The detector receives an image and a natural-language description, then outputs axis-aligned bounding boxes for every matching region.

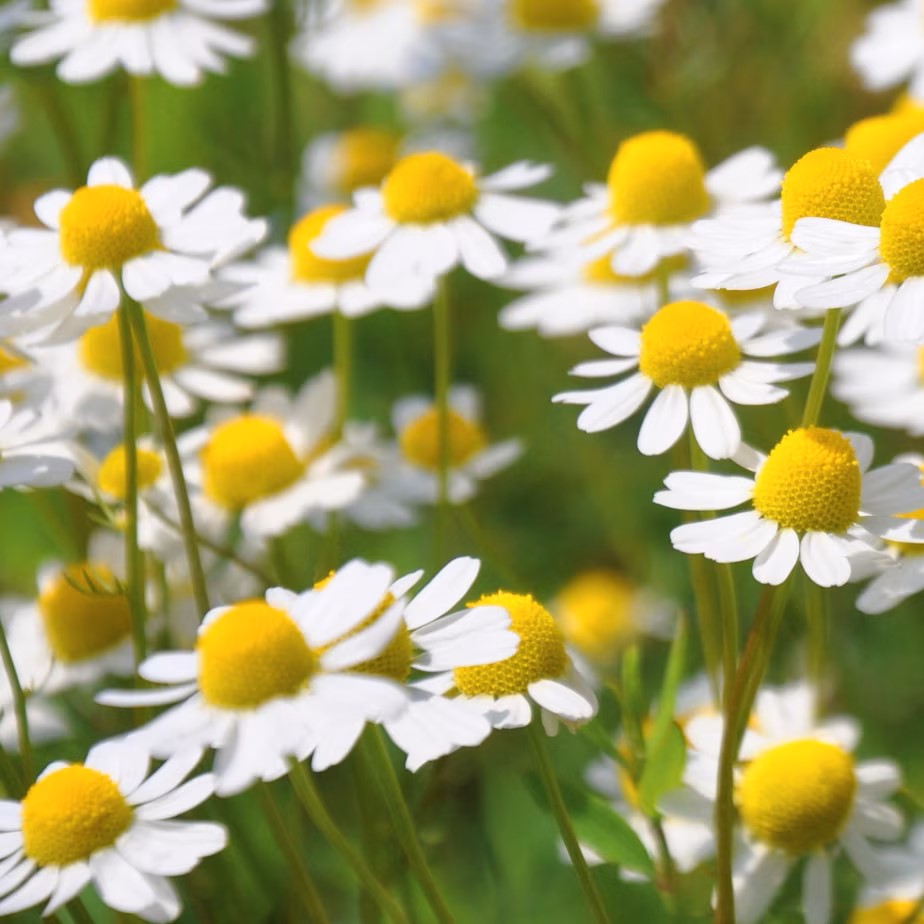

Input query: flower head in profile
[0,740,225,921]
[311,152,560,288]
[0,157,265,343]
[12,0,267,86]
[301,127,401,205]
[554,301,818,460]
[655,429,924,586]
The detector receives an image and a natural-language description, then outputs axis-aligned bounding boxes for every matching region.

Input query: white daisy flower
[0,157,266,344]
[691,145,892,318]
[311,152,560,287]
[391,384,522,505]
[848,822,924,923]
[851,0,924,98]
[0,342,53,412]
[218,204,432,329]
[0,398,74,490]
[542,132,780,279]
[11,0,267,87]
[498,250,692,337]
[553,301,818,460]
[654,427,924,587]
[295,556,520,772]
[0,740,225,921]
[178,370,365,540]
[98,560,422,795]
[421,589,598,736]
[681,682,904,924]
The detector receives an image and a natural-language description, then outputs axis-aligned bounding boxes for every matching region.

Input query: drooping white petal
[637,385,688,456]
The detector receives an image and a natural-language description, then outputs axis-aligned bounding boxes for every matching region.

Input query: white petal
[802,854,832,924]
[689,386,741,460]
[655,472,755,511]
[637,385,688,456]
[403,557,480,630]
[800,532,852,587]
[752,528,800,585]
[884,276,924,342]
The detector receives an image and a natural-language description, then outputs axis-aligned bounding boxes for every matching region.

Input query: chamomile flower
[683,683,904,924]
[0,341,52,411]
[655,428,924,587]
[848,823,924,923]
[0,157,266,343]
[295,556,519,772]
[392,385,522,505]
[37,312,283,430]
[542,132,781,278]
[851,0,924,99]
[301,127,401,205]
[179,371,365,540]
[311,152,560,287]
[0,740,225,921]
[554,301,818,460]
[98,561,418,795]
[498,252,691,337]
[0,398,73,489]
[11,0,267,86]
[219,205,432,329]
[422,590,598,735]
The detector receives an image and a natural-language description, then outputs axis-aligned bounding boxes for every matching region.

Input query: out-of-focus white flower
[0,398,73,489]
[851,0,924,99]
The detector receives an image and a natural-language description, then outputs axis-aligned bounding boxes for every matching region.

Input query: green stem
[713,582,791,924]
[650,818,679,913]
[259,784,331,923]
[0,740,22,797]
[0,616,31,788]
[66,897,95,924]
[527,723,611,924]
[801,308,842,427]
[433,277,452,558]
[362,728,456,924]
[128,75,146,180]
[268,0,296,221]
[117,304,147,667]
[804,577,827,692]
[333,311,352,440]
[287,761,410,924]
[126,299,210,617]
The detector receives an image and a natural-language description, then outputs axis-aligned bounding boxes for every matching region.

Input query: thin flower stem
[649,818,679,914]
[117,304,147,668]
[527,722,611,924]
[804,577,828,692]
[287,760,410,924]
[0,740,23,797]
[801,307,842,427]
[259,784,331,923]
[128,75,146,180]
[333,311,352,440]
[0,616,32,788]
[433,276,452,558]
[361,728,456,924]
[713,582,791,924]
[125,298,210,617]
[66,897,95,924]
[268,0,296,223]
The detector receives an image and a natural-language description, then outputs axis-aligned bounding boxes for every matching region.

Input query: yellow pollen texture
[88,0,176,21]
[197,601,317,709]
[638,300,741,388]
[554,570,638,664]
[453,592,566,697]
[844,113,924,174]
[289,206,372,284]
[39,564,132,663]
[79,310,186,380]
[22,765,132,867]
[97,444,163,499]
[201,415,304,510]
[737,739,856,854]
[510,0,599,31]
[59,185,159,270]
[780,147,885,240]
[879,179,924,282]
[752,428,861,534]
[399,407,487,470]
[335,128,399,193]
[607,131,710,226]
[382,152,477,224]
[848,900,924,924]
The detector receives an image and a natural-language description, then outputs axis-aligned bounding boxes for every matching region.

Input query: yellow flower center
[289,206,372,284]
[333,129,399,193]
[59,185,160,270]
[607,131,710,227]
[848,900,924,924]
[752,428,861,534]
[879,178,924,283]
[844,112,924,175]
[382,152,478,224]
[87,0,176,22]
[737,739,856,854]
[38,564,132,664]
[97,444,163,499]
[78,310,186,380]
[200,415,304,510]
[509,0,599,31]
[554,570,638,665]
[780,147,885,240]
[453,592,566,697]
[0,343,27,376]
[197,601,317,709]
[638,300,741,388]
[398,407,487,470]
[22,765,132,867]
